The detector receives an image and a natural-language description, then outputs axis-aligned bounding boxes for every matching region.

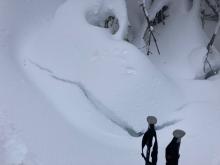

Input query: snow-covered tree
[126,0,220,79]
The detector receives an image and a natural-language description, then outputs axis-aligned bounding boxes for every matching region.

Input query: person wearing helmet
[165,129,186,165]
[141,116,158,165]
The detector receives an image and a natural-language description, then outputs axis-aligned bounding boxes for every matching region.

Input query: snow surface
[0,0,220,164]
[18,0,183,132]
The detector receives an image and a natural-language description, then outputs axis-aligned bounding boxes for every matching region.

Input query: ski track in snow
[51,75,144,137]
[28,59,54,74]
[29,60,142,137]
[29,60,179,137]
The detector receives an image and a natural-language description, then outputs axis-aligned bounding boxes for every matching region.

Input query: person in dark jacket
[141,116,158,165]
[165,129,185,165]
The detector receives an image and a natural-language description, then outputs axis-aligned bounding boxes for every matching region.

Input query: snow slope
[18,0,184,133]
[1,1,142,164]
[0,0,220,164]
[127,0,220,164]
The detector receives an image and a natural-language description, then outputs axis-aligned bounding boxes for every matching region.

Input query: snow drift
[2,0,220,164]
[18,0,184,134]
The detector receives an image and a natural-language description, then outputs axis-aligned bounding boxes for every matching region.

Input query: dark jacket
[142,126,158,165]
[142,127,156,151]
[165,137,180,165]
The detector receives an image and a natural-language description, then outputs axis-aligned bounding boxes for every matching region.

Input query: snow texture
[0,0,220,164]
[19,0,184,132]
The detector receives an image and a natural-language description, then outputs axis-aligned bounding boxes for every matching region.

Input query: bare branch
[140,0,160,55]
[204,11,220,74]
[205,0,219,17]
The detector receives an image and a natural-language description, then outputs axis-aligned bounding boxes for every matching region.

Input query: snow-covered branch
[148,0,171,20]
[205,0,219,16]
[140,0,162,55]
[141,0,170,21]
[204,16,220,75]
[201,0,220,75]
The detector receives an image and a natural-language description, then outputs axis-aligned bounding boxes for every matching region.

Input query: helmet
[147,116,157,125]
[173,129,186,138]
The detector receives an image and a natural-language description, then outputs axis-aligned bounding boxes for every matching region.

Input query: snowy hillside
[0,0,220,165]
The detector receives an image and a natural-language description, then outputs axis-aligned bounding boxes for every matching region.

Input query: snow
[0,0,220,164]
[18,0,184,133]
[0,111,28,165]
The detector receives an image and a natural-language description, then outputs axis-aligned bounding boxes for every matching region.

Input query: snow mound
[19,0,184,135]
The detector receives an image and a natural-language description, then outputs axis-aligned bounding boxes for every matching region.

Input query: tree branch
[204,11,220,74]
[140,0,160,55]
[205,0,219,17]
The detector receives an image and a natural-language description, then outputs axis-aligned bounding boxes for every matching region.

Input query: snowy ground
[1,0,220,164]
